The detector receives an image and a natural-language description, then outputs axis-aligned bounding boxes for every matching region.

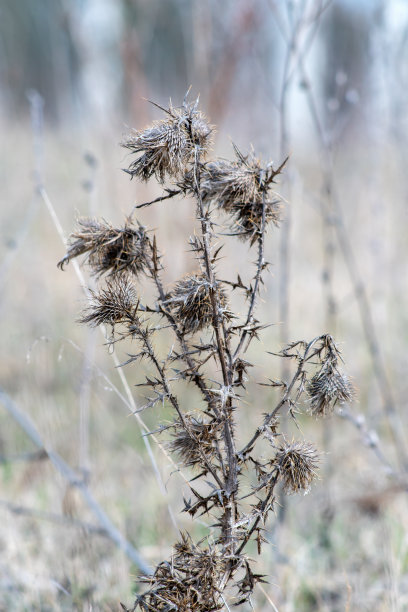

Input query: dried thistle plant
[59,93,354,610]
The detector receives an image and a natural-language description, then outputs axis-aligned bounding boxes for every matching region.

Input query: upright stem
[192,147,238,554]
[233,190,267,361]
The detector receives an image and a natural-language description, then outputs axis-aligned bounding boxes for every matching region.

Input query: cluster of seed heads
[199,146,284,242]
[131,533,227,611]
[59,94,354,611]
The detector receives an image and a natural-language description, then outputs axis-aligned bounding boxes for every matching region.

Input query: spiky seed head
[58,218,150,278]
[123,119,190,183]
[190,113,213,148]
[307,366,354,417]
[136,534,226,611]
[199,146,285,243]
[166,274,229,334]
[78,277,138,328]
[274,440,319,494]
[169,415,219,470]
[122,97,212,183]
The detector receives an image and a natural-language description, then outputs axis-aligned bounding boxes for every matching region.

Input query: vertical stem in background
[297,61,408,468]
[278,5,294,375]
[79,156,99,481]
[276,2,298,531]
[79,333,96,481]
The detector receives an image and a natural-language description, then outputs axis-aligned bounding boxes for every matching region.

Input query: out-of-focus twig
[296,58,408,467]
[0,499,110,537]
[338,406,397,478]
[0,387,152,574]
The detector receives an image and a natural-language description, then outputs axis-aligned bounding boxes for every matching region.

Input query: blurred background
[1,0,408,610]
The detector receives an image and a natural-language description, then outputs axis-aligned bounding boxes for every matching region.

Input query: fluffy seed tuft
[198,145,286,243]
[58,218,150,278]
[122,97,213,183]
[273,440,319,494]
[165,273,229,334]
[307,365,354,417]
[78,277,139,328]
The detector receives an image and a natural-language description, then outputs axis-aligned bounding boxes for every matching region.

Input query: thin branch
[295,52,408,466]
[131,188,182,212]
[0,387,151,574]
[233,190,267,361]
[0,499,111,538]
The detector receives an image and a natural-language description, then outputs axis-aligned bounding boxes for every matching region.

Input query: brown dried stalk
[59,93,354,609]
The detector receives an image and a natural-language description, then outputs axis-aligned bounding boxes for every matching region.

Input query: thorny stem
[140,329,224,491]
[131,188,182,212]
[235,476,279,557]
[233,189,267,361]
[192,146,238,555]
[239,336,322,457]
[147,245,228,480]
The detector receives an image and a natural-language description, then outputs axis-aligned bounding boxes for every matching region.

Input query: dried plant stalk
[59,93,353,610]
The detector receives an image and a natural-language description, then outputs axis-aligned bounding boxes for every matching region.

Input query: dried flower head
[307,365,354,417]
[135,533,226,611]
[166,273,229,334]
[274,440,319,494]
[79,277,138,328]
[122,96,213,183]
[58,218,150,278]
[199,145,286,243]
[170,414,219,470]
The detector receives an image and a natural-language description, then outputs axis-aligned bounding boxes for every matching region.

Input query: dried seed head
[135,534,226,611]
[274,440,319,494]
[307,365,354,417]
[166,273,229,334]
[169,415,219,470]
[122,97,213,183]
[58,218,150,278]
[199,145,286,243]
[78,277,139,328]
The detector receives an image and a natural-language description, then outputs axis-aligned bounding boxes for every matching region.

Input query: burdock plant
[59,93,353,610]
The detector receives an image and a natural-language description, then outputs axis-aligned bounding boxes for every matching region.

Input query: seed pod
[78,277,139,328]
[274,440,319,494]
[169,415,220,470]
[166,274,229,334]
[199,145,286,243]
[307,365,354,417]
[122,97,213,183]
[58,218,150,278]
